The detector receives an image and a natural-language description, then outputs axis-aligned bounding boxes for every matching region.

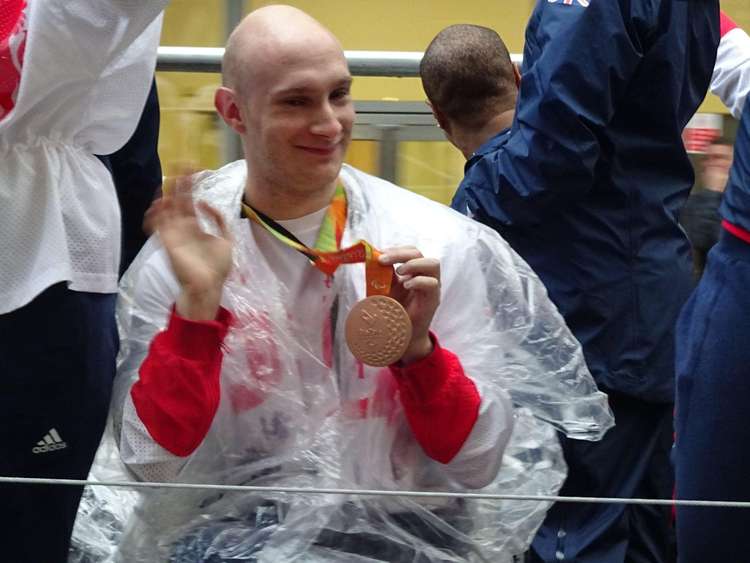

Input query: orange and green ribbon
[242,184,392,297]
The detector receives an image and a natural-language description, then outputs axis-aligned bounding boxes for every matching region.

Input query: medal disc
[345,295,413,367]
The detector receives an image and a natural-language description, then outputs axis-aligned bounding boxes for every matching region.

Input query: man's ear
[215,87,246,134]
[425,99,451,135]
[512,63,522,89]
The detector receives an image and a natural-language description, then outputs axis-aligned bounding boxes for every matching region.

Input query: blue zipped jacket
[453,0,719,403]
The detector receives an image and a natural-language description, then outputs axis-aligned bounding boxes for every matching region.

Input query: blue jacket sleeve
[456,0,649,227]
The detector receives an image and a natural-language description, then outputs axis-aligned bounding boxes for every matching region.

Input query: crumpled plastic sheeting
[71,161,613,562]
[68,421,140,563]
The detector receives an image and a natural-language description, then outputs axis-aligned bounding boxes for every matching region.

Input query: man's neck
[453,110,515,160]
[243,177,337,220]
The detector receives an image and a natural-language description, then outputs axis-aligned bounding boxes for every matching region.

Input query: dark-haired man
[420,25,520,162]
[421,3,720,561]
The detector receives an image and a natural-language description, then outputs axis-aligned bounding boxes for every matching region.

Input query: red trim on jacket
[389,333,481,464]
[722,219,750,245]
[721,11,738,38]
[131,307,233,457]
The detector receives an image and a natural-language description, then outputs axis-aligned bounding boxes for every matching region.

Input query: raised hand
[148,174,233,320]
[379,246,441,364]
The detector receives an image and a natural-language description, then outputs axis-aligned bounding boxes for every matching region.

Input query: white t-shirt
[257,207,333,358]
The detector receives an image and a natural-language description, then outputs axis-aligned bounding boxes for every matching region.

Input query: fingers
[149,169,201,234]
[395,257,440,281]
[379,246,440,288]
[149,188,230,244]
[381,250,438,289]
[196,201,232,241]
[378,246,423,266]
[172,173,197,217]
[401,275,439,292]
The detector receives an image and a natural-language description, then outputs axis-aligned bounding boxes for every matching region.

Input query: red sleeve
[131,307,233,457]
[389,334,481,464]
[721,11,738,38]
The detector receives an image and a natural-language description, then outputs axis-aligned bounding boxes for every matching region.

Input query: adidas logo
[31,428,67,454]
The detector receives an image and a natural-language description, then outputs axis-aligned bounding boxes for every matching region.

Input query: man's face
[241,45,354,194]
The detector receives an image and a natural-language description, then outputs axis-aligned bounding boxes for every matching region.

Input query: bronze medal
[345,295,413,367]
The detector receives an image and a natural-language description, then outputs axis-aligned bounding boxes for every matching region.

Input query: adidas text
[32,428,68,454]
[32,442,67,453]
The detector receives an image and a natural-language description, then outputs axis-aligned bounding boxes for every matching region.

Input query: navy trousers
[530,391,674,563]
[675,233,750,562]
[0,283,117,563]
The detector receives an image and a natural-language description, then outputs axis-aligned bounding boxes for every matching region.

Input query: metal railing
[157,46,523,76]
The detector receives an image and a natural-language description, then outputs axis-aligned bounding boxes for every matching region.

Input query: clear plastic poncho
[70,161,613,563]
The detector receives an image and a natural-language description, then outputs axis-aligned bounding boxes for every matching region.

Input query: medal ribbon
[242,185,392,297]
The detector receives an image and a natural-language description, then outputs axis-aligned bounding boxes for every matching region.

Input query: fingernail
[378,254,389,264]
[396,265,405,275]
[403,280,413,289]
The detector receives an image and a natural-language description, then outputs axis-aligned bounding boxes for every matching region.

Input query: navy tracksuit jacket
[675,98,750,562]
[451,1,720,561]
[453,0,719,403]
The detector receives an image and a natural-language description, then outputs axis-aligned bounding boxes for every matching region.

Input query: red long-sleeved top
[131,308,481,464]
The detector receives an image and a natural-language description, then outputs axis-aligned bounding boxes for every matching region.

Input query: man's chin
[308,159,344,183]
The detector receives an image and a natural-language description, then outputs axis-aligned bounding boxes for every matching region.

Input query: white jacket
[712,12,750,118]
[0,1,165,313]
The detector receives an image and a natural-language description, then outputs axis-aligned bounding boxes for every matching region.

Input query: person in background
[675,95,750,563]
[419,25,520,163]
[0,1,168,561]
[680,137,734,279]
[422,2,720,561]
[97,79,164,276]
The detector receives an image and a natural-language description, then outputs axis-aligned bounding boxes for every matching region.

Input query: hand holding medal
[377,247,440,365]
[345,247,439,367]
[242,185,440,367]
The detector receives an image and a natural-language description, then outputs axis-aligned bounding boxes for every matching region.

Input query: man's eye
[284,98,307,107]
[331,89,350,101]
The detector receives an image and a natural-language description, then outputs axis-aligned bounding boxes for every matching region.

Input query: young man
[675,11,750,562]
[421,3,720,562]
[0,1,167,561]
[93,6,612,562]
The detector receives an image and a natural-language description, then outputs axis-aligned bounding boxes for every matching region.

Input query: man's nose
[310,101,343,138]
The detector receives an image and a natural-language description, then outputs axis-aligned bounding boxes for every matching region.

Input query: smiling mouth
[298,145,339,156]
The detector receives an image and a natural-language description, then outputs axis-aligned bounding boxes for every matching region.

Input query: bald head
[421,24,517,128]
[214,5,354,215]
[223,5,345,98]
